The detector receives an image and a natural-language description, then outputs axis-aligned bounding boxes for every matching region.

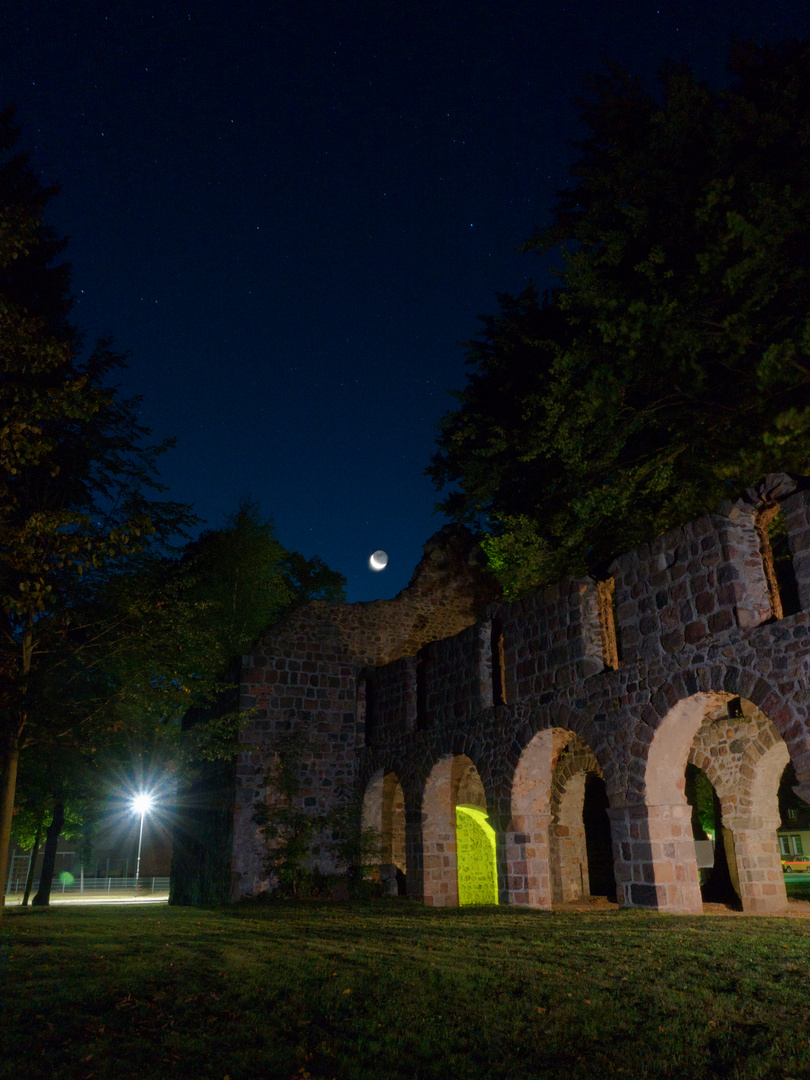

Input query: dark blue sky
[4,1,810,600]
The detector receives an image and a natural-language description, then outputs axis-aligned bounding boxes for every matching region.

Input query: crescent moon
[369,550,388,571]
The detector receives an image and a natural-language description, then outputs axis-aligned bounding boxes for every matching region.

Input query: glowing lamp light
[131,791,155,895]
[131,793,154,816]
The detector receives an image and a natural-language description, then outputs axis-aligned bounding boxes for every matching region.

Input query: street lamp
[131,792,154,895]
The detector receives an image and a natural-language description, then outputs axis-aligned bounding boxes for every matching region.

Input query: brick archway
[420,754,493,907]
[687,699,790,913]
[549,737,605,903]
[361,768,406,895]
[507,729,556,908]
[617,682,794,913]
[507,728,610,908]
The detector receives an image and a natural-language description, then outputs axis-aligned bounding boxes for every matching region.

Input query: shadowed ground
[4,899,810,1079]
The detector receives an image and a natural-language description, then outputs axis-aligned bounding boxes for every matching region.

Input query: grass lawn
[2,900,810,1080]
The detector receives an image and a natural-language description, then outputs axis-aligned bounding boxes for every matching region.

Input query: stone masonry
[231,474,810,915]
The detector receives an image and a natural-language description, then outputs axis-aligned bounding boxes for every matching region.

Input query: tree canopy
[0,107,202,906]
[104,500,346,750]
[0,110,346,908]
[429,41,810,596]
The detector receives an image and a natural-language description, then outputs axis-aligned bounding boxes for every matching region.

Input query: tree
[108,500,345,746]
[179,500,345,670]
[15,500,346,907]
[0,109,196,912]
[166,503,346,907]
[429,41,810,596]
[8,736,93,906]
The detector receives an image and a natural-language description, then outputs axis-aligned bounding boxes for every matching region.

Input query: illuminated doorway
[455,805,498,906]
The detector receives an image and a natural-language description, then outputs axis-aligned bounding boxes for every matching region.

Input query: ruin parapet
[221,477,810,914]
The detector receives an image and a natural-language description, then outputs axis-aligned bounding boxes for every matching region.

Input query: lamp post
[131,793,154,896]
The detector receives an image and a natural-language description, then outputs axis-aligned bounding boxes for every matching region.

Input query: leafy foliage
[101,501,347,769]
[429,42,810,596]
[0,106,195,720]
[253,726,379,900]
[0,102,347,905]
[0,108,204,906]
[253,729,323,899]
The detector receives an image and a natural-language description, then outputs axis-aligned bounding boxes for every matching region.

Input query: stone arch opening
[641,690,790,913]
[756,502,801,619]
[684,762,739,907]
[507,728,556,908]
[508,728,614,907]
[421,754,496,907]
[583,774,617,900]
[361,769,407,896]
[777,761,810,871]
[549,734,611,904]
[455,805,498,905]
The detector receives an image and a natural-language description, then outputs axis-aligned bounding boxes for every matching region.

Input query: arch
[455,805,498,905]
[421,754,496,907]
[361,768,406,895]
[507,729,556,908]
[645,692,727,806]
[549,736,606,903]
[631,689,791,914]
[643,666,810,798]
[508,728,614,907]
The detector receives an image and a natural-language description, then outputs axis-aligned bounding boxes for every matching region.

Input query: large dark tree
[0,109,195,911]
[429,41,810,596]
[162,502,346,907]
[0,111,348,910]
[103,500,346,754]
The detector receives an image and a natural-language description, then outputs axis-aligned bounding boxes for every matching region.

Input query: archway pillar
[405,810,424,901]
[609,803,703,914]
[505,812,552,908]
[551,819,589,903]
[420,813,458,908]
[724,814,788,913]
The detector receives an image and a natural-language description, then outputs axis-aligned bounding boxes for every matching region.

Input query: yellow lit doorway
[455,805,498,905]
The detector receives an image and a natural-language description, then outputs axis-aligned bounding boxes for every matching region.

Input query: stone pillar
[724,814,788,914]
[609,803,703,914]
[783,488,810,613]
[505,812,552,908]
[550,820,590,902]
[421,814,459,907]
[404,810,423,901]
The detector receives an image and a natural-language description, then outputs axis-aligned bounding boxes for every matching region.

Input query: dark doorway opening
[583,774,616,900]
[685,763,740,908]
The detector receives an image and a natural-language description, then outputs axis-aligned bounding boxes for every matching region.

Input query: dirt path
[553,895,810,917]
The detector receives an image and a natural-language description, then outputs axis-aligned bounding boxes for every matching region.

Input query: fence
[5,875,170,898]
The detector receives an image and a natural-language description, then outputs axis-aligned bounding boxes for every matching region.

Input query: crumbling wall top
[251,524,500,667]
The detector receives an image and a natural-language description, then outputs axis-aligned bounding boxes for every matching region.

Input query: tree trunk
[1,617,34,918]
[21,824,43,907]
[32,800,65,907]
[0,737,21,916]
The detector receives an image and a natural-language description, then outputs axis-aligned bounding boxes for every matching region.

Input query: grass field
[2,899,810,1080]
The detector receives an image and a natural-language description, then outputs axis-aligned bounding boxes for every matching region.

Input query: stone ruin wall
[232,526,499,897]
[233,474,810,914]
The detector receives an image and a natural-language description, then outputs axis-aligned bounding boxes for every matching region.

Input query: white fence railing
[5,875,170,897]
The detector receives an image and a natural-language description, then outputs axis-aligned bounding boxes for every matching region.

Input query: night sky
[4,1,810,602]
